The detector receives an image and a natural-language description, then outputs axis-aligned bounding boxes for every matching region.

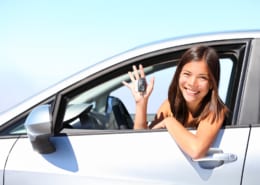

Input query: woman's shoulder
[149,99,172,128]
[161,99,170,108]
[157,99,172,117]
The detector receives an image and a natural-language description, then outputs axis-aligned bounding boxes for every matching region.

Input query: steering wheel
[63,103,93,128]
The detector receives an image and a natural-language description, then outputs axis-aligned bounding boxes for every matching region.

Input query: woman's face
[179,60,211,111]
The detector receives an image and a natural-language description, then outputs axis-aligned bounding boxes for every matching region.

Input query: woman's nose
[188,76,197,86]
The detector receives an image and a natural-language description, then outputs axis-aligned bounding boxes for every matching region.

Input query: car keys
[137,78,147,96]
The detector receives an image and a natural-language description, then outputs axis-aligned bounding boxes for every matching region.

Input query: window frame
[51,40,249,135]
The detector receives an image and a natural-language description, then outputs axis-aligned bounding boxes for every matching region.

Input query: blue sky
[0,0,260,113]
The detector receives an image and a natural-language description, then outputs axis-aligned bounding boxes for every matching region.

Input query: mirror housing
[25,104,56,154]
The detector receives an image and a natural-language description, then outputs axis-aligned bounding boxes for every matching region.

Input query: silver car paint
[5,128,248,185]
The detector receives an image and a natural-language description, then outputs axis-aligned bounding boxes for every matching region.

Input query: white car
[1,30,260,185]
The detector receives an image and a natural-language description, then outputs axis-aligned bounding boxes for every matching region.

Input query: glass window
[219,58,233,102]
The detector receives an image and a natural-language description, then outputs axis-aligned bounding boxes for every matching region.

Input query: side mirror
[25,104,56,154]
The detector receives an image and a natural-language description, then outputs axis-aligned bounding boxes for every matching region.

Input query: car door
[4,127,249,185]
[242,126,260,185]
[4,40,251,185]
[0,138,18,185]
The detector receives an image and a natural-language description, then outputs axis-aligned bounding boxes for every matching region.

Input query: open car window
[112,57,233,121]
[61,56,234,131]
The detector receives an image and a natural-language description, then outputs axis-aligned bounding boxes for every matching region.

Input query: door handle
[192,148,237,169]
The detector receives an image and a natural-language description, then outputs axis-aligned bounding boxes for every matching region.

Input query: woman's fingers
[133,65,140,80]
[128,71,135,82]
[122,81,130,88]
[139,64,145,78]
[146,76,154,95]
[123,64,151,94]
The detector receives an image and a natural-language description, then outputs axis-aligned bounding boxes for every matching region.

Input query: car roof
[1,30,260,125]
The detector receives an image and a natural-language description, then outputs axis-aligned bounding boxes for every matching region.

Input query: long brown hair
[168,45,228,127]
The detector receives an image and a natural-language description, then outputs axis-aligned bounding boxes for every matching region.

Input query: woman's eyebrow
[182,70,208,75]
[198,73,209,76]
[182,69,191,73]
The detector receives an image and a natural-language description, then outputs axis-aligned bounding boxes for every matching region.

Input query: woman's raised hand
[122,64,154,103]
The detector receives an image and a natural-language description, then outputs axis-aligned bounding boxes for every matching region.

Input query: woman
[123,45,228,159]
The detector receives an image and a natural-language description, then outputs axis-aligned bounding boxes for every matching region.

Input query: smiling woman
[123,46,228,159]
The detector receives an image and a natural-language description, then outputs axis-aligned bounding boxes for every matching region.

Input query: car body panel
[5,128,249,185]
[0,138,17,185]
[242,126,260,185]
[237,39,260,125]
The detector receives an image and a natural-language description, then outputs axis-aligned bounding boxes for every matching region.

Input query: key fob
[138,78,147,93]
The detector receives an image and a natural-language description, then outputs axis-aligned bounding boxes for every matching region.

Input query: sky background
[1,0,260,113]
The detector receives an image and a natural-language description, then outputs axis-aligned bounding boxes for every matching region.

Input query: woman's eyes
[181,72,208,81]
[199,76,208,80]
[182,72,190,77]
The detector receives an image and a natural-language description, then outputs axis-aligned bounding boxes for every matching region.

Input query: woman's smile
[185,88,200,96]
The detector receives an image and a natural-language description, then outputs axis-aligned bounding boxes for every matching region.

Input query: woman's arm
[153,112,225,159]
[122,64,154,129]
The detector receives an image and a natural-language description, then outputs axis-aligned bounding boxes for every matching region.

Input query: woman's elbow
[188,146,208,160]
